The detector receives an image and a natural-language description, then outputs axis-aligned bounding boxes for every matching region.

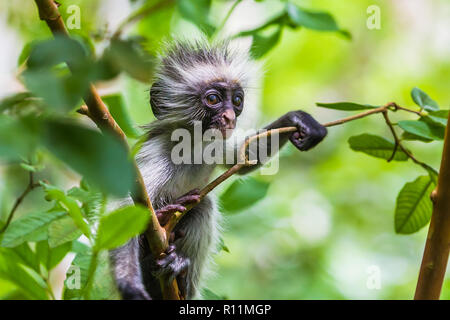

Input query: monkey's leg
[172,196,220,299]
[138,189,201,298]
[140,235,191,299]
[141,193,219,299]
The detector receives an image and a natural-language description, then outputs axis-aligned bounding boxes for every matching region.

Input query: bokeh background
[0,0,449,299]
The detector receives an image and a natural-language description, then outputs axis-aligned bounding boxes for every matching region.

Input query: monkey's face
[202,81,243,139]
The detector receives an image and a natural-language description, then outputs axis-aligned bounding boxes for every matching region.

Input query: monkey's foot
[152,244,190,296]
[155,189,201,226]
[152,245,190,279]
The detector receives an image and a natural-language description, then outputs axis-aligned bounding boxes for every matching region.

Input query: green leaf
[101,38,155,83]
[237,12,286,37]
[23,37,95,113]
[286,3,339,31]
[0,249,49,300]
[395,175,435,234]
[64,245,119,300]
[19,163,36,172]
[94,205,150,251]
[338,29,352,40]
[67,183,104,223]
[398,119,444,141]
[48,216,82,248]
[63,243,91,300]
[177,0,216,37]
[427,110,448,127]
[201,288,226,300]
[41,119,136,197]
[426,167,439,185]
[34,240,49,270]
[220,178,270,214]
[411,87,439,111]
[48,242,72,270]
[348,134,408,161]
[26,36,88,71]
[316,102,377,111]
[19,154,45,172]
[0,210,66,248]
[35,240,73,272]
[102,94,143,138]
[250,27,282,59]
[0,115,41,161]
[18,41,38,66]
[401,131,433,143]
[64,241,120,300]
[10,243,40,272]
[23,69,89,113]
[0,92,34,112]
[41,183,91,239]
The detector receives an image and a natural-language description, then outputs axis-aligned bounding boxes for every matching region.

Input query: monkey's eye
[232,95,243,107]
[206,94,220,105]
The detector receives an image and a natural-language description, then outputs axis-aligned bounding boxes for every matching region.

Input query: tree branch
[414,109,450,299]
[33,0,180,300]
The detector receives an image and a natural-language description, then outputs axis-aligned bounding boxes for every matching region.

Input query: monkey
[109,39,327,300]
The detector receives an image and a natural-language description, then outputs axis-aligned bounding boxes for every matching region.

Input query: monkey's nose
[222,109,236,128]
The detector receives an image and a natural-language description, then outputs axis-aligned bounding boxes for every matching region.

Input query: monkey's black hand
[155,189,201,226]
[279,110,327,151]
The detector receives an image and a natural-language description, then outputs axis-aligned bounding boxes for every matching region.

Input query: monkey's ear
[150,83,164,120]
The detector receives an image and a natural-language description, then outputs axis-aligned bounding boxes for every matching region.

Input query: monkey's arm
[234,110,327,174]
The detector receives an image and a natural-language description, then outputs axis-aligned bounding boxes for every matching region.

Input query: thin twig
[0,172,40,234]
[382,111,430,170]
[394,104,423,116]
[382,111,400,162]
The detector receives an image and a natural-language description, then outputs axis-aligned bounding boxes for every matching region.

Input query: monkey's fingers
[156,204,186,225]
[176,189,201,206]
[290,130,323,151]
[289,131,311,151]
[152,251,190,282]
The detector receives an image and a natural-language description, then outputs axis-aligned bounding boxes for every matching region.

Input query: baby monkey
[110,40,327,299]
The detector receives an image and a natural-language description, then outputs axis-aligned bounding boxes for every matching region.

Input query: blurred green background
[0,0,449,299]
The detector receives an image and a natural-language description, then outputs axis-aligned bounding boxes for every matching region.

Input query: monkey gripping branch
[30,0,450,300]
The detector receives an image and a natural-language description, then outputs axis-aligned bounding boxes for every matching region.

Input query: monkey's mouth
[209,124,235,139]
